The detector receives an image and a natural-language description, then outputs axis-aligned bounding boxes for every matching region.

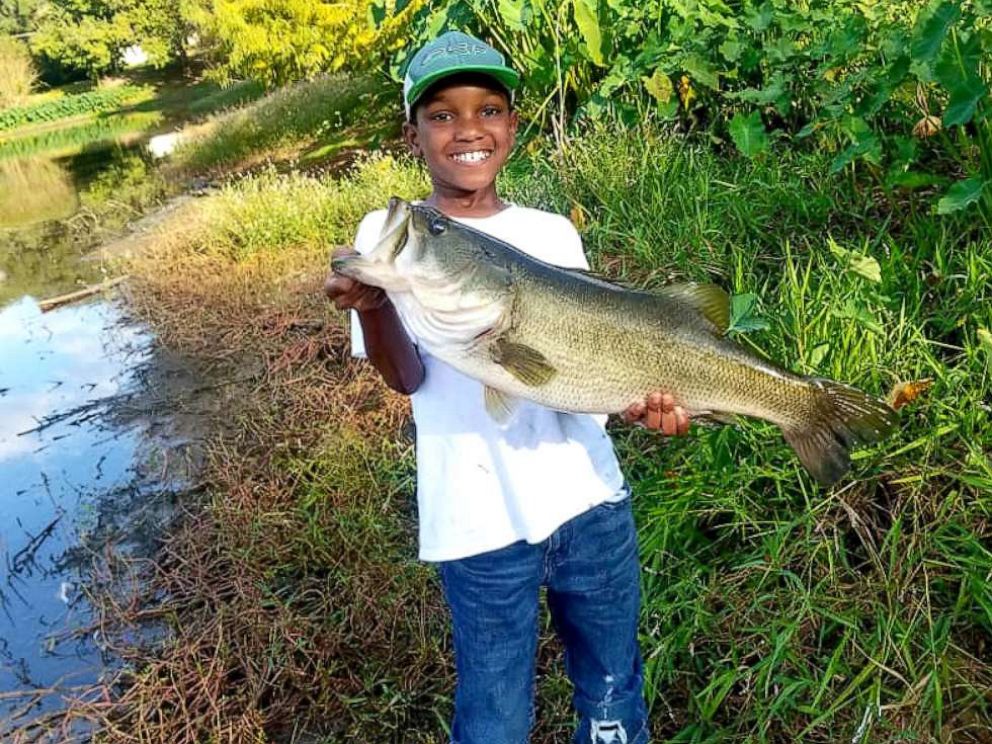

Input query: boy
[325,31,688,744]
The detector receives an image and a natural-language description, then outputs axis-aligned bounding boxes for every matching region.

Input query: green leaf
[733,73,789,115]
[829,132,882,173]
[943,77,986,126]
[937,177,985,214]
[728,292,769,334]
[832,300,884,335]
[573,0,605,67]
[728,111,768,158]
[808,343,831,369]
[644,68,674,103]
[978,328,992,355]
[935,32,986,126]
[719,36,742,63]
[887,171,944,190]
[745,2,774,32]
[498,0,530,31]
[911,1,961,62]
[828,237,882,283]
[683,53,720,90]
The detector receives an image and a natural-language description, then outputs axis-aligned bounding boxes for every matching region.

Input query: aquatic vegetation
[0,84,151,131]
[0,111,161,160]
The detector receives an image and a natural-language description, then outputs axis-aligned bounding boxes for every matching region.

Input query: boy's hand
[324,247,388,312]
[621,393,690,436]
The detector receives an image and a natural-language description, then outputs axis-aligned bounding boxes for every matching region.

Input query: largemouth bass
[332,198,897,485]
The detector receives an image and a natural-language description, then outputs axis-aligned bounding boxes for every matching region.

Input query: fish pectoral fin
[658,283,731,334]
[484,386,521,424]
[491,339,557,387]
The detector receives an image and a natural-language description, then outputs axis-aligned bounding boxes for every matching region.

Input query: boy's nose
[454,120,485,141]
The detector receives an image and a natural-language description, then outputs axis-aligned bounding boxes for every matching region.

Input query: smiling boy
[325,31,688,744]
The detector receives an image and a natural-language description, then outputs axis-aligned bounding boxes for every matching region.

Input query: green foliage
[0,0,43,36]
[30,0,188,78]
[174,74,396,173]
[499,127,991,740]
[0,83,147,131]
[184,0,428,88]
[0,110,159,159]
[728,111,768,158]
[411,0,992,221]
[0,35,38,109]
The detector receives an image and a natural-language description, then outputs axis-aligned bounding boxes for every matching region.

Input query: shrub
[0,35,39,109]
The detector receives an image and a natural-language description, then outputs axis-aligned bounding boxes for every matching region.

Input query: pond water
[0,139,191,730]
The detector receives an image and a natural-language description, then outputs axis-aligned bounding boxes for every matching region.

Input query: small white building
[120,45,148,67]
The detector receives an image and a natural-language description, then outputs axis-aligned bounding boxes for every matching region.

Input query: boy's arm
[324,249,424,395]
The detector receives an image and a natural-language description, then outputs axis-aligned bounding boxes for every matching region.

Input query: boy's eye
[429,111,453,122]
[481,105,503,117]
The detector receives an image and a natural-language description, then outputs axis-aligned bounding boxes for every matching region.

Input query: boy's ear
[402,120,422,157]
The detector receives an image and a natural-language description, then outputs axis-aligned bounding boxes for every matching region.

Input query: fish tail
[782,378,898,486]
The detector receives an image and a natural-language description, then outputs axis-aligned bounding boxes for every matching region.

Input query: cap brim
[406,65,521,111]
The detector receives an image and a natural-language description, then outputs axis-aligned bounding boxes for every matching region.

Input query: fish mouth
[376,197,412,260]
[380,197,411,239]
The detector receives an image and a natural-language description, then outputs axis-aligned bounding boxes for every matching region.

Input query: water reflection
[0,157,78,228]
[0,298,152,721]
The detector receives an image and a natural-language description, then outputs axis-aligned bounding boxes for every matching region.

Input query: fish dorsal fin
[484,386,521,424]
[491,339,557,386]
[658,283,731,334]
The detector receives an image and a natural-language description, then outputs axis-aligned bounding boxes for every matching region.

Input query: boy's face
[403,75,518,197]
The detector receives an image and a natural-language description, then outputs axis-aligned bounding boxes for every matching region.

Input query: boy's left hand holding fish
[622,392,690,435]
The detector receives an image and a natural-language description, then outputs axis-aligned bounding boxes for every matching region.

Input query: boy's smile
[403,73,518,217]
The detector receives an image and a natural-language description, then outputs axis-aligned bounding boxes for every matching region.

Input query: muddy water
[0,145,194,728]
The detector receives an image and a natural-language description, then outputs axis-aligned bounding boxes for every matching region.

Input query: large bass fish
[332,198,897,485]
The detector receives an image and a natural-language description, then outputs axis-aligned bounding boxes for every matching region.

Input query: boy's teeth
[451,151,491,163]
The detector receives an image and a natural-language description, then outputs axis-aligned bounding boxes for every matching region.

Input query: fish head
[330,197,414,291]
[332,198,510,323]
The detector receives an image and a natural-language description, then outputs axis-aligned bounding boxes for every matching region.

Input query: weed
[8,126,990,742]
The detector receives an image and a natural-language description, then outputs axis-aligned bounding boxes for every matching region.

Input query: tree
[184,0,428,88]
[30,0,187,79]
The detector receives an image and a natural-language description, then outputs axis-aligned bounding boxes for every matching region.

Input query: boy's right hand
[324,247,388,312]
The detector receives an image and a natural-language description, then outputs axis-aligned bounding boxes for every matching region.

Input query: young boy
[325,31,688,744]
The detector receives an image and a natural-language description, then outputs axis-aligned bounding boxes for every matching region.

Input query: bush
[0,35,39,109]
[0,83,148,131]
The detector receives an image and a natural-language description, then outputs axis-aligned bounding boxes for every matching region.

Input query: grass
[7,78,990,742]
[171,74,401,175]
[502,131,992,742]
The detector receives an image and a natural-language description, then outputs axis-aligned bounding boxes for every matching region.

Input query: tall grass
[0,36,38,110]
[504,130,992,741]
[26,125,990,741]
[173,74,399,174]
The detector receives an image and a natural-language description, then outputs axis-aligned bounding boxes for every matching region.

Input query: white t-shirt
[350,205,626,562]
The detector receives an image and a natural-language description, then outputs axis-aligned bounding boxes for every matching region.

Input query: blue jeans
[438,496,648,744]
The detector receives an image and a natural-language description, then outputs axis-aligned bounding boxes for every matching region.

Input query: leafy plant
[0,35,38,109]
[0,84,148,131]
[30,0,189,79]
[184,0,429,87]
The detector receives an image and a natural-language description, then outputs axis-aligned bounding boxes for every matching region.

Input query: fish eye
[428,216,447,236]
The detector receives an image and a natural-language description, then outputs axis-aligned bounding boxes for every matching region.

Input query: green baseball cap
[403,31,520,119]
